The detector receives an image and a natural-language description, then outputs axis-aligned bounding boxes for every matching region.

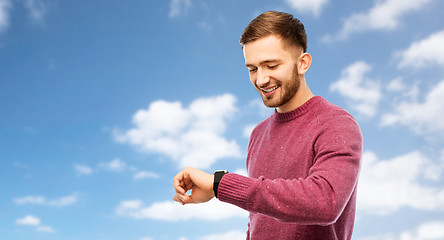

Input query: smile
[262,85,279,93]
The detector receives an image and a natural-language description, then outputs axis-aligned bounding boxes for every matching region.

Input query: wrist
[213,170,228,198]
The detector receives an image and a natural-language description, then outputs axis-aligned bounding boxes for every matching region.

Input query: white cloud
[400,221,444,240]
[381,80,444,136]
[0,0,12,32]
[198,230,246,240]
[357,151,444,215]
[115,198,248,221]
[284,0,329,17]
[24,0,47,22]
[14,193,78,207]
[99,158,127,172]
[396,30,444,69]
[361,221,444,240]
[133,171,160,180]
[387,77,406,92]
[16,215,40,226]
[15,215,55,233]
[330,61,381,117]
[140,237,153,240]
[47,194,78,207]
[169,0,191,18]
[246,99,274,118]
[233,168,248,177]
[324,0,434,41]
[36,225,55,233]
[14,196,45,205]
[74,163,93,175]
[115,94,241,169]
[242,124,256,139]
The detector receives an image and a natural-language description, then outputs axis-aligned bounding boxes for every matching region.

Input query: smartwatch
[213,170,228,198]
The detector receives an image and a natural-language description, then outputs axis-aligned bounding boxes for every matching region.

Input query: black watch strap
[213,170,228,198]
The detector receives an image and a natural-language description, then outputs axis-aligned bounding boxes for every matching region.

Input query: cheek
[273,66,294,81]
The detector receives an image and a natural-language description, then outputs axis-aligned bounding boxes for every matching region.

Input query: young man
[173,11,363,240]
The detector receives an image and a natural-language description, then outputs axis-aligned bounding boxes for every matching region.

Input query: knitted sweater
[218,96,363,240]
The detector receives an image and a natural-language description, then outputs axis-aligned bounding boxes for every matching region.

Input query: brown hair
[240,11,307,52]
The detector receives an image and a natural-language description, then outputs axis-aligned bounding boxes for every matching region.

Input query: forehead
[243,35,296,65]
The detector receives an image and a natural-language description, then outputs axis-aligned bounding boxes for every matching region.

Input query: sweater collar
[272,96,322,122]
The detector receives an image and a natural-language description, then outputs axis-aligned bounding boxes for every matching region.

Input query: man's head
[241,11,313,113]
[240,11,307,53]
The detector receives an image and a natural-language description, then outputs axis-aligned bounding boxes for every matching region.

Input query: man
[173,11,362,240]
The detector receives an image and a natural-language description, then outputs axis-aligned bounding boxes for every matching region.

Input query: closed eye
[268,65,278,70]
[248,67,257,73]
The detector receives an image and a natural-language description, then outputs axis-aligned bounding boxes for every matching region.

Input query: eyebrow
[245,59,281,68]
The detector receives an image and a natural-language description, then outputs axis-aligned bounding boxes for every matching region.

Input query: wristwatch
[213,170,228,198]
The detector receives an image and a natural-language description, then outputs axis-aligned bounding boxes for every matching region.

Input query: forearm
[218,155,360,225]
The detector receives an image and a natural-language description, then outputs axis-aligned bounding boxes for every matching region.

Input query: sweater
[218,96,363,240]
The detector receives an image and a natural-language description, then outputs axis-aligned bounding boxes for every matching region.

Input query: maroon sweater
[218,96,363,240]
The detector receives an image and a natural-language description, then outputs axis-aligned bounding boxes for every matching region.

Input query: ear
[297,52,312,75]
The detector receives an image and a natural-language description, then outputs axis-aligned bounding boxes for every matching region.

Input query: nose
[256,68,270,88]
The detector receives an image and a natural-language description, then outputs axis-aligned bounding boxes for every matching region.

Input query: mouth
[261,85,280,96]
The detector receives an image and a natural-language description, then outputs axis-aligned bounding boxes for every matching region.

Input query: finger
[173,172,186,194]
[173,194,185,205]
[182,170,194,190]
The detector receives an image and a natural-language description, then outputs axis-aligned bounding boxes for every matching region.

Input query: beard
[260,64,301,108]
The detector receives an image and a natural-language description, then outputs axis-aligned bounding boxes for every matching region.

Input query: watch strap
[213,170,228,198]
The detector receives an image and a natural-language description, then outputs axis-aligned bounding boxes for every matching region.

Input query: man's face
[243,35,301,113]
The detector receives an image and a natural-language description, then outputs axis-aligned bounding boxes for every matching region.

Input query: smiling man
[173,11,363,240]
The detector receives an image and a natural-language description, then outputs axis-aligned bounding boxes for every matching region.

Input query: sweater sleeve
[217,113,363,225]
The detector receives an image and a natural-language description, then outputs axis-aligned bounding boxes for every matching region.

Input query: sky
[1,0,444,239]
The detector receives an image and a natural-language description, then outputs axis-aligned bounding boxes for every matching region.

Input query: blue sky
[1,0,444,239]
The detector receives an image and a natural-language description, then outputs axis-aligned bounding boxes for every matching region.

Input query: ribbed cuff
[217,173,255,209]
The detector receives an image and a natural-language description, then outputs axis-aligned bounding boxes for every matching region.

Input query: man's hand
[173,167,215,205]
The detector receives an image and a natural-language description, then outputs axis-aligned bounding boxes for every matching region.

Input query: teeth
[263,86,278,93]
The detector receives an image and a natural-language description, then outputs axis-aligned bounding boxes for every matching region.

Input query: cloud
[115,94,241,169]
[330,61,381,117]
[233,168,248,177]
[396,30,444,69]
[198,21,212,32]
[74,163,93,175]
[361,221,444,240]
[169,0,191,18]
[14,193,78,207]
[0,0,12,33]
[323,0,434,41]
[381,80,444,136]
[133,171,160,180]
[36,225,55,233]
[400,221,444,240]
[357,151,444,215]
[115,198,248,221]
[16,215,40,226]
[15,215,55,233]
[99,158,127,172]
[242,124,256,139]
[198,230,246,240]
[14,196,45,205]
[387,77,407,92]
[90,158,159,180]
[140,237,153,240]
[24,0,47,23]
[284,0,329,17]
[47,194,78,207]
